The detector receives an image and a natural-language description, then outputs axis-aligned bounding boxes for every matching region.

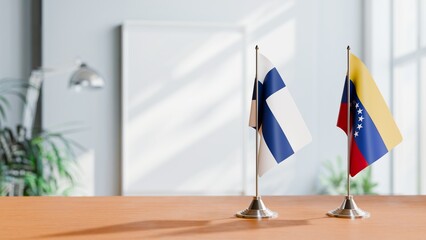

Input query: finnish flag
[249,54,311,176]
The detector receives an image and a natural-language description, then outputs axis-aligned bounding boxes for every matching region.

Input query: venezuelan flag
[337,53,402,177]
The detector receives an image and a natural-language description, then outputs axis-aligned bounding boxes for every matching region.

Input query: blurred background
[0,0,424,196]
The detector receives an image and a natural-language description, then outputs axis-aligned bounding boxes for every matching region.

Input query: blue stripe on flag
[263,68,286,99]
[340,76,356,104]
[252,68,286,129]
[352,94,388,165]
[262,103,294,163]
[252,68,286,100]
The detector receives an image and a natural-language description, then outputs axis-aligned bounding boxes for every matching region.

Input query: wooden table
[1,196,425,239]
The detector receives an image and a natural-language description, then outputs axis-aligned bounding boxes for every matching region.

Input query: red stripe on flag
[350,140,369,177]
[337,103,348,132]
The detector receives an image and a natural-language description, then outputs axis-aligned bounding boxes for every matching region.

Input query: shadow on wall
[122,0,328,196]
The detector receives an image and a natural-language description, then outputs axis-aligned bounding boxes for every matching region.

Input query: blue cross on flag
[249,54,311,176]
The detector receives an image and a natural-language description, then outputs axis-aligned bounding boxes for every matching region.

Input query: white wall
[42,0,363,195]
[0,0,32,127]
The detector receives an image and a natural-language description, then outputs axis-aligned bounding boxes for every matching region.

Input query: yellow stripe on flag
[349,53,402,150]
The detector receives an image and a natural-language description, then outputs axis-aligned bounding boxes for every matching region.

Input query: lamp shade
[69,63,104,90]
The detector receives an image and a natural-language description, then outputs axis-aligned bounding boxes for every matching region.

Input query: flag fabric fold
[337,52,402,177]
[249,54,311,176]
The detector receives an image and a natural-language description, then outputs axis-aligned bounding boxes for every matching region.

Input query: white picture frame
[121,21,248,195]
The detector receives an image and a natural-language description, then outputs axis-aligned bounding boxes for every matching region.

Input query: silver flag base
[327,195,370,219]
[236,196,278,219]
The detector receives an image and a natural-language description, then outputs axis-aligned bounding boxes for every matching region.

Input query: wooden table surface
[1,195,425,239]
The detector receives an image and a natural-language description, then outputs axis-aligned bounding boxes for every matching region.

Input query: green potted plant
[318,156,378,195]
[0,78,80,196]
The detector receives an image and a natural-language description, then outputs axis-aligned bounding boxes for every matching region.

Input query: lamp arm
[21,60,81,136]
[21,59,103,136]
[34,60,82,78]
[22,72,43,137]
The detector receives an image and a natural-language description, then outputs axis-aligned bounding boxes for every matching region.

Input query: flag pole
[236,45,277,219]
[255,45,259,198]
[326,46,369,219]
[346,45,351,198]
